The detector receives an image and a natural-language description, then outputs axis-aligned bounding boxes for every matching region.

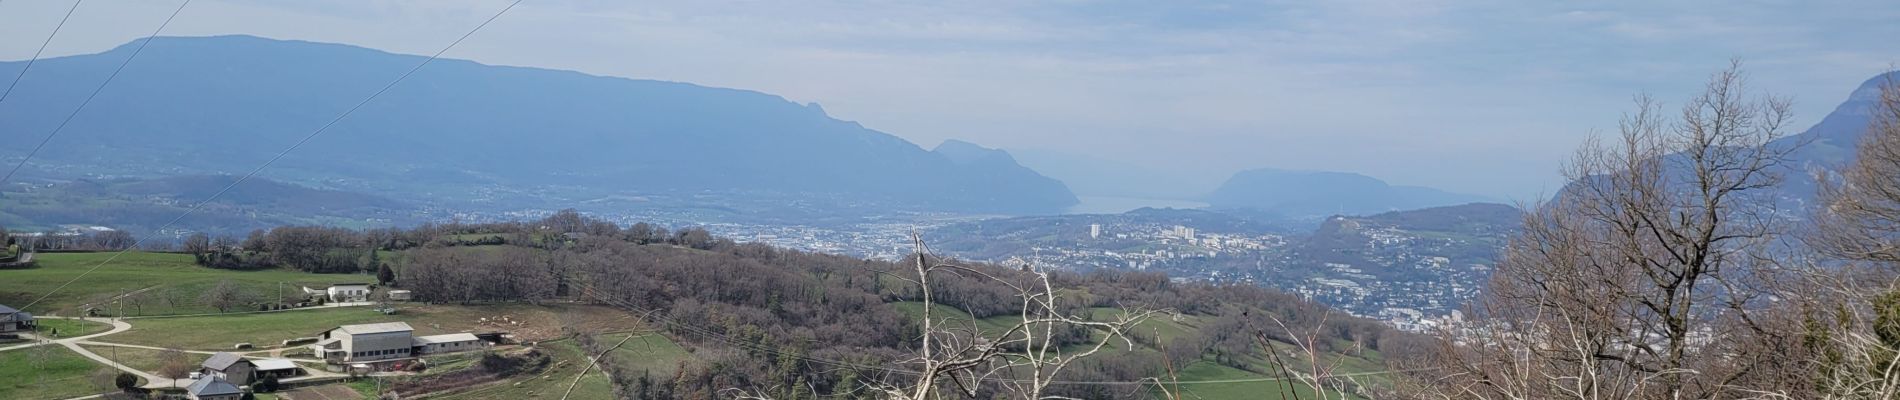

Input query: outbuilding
[310,322,415,363]
[252,358,303,380]
[0,304,34,333]
[199,352,255,385]
[414,333,483,354]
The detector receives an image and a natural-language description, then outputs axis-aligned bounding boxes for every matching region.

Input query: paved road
[0,316,131,352]
[3,310,370,390]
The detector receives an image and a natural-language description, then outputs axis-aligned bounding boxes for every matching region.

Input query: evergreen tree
[377,262,396,285]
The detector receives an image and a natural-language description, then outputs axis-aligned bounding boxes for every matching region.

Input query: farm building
[387,290,412,301]
[199,352,255,385]
[311,322,491,364]
[185,376,244,400]
[0,304,33,333]
[414,333,483,354]
[311,322,415,363]
[252,358,303,379]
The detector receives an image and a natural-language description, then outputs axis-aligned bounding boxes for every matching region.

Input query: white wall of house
[342,330,412,361]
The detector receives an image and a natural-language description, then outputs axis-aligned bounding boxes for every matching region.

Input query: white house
[302,283,372,303]
[311,322,415,363]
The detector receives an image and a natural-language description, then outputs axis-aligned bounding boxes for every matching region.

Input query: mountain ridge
[0,35,1077,215]
[1205,168,1495,217]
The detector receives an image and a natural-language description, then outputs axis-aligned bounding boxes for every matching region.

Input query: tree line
[188,208,1399,398]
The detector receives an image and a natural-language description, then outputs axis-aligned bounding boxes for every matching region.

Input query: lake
[1064,195,1208,215]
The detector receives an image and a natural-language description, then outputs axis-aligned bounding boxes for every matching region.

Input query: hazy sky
[2,0,1895,200]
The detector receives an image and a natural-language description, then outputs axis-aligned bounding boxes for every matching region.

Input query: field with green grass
[893,301,1387,398]
[0,345,116,400]
[600,332,692,376]
[33,318,112,338]
[112,303,640,351]
[0,252,370,317]
[78,344,211,375]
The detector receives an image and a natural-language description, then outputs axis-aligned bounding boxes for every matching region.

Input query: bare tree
[1413,62,1800,400]
[200,278,244,313]
[157,348,192,388]
[183,233,212,255]
[94,230,135,250]
[1814,76,1900,265]
[864,234,1159,400]
[1795,74,1900,399]
[1255,312,1365,400]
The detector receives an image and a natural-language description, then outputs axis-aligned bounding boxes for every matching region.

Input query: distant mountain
[1205,168,1494,217]
[1772,71,1900,199]
[929,141,1077,210]
[1552,71,1898,208]
[1010,148,1225,200]
[0,35,1076,215]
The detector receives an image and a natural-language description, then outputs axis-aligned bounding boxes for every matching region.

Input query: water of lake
[1064,196,1208,215]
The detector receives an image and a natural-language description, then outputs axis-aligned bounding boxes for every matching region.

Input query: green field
[78,344,211,376]
[891,301,1024,335]
[892,301,1387,398]
[601,332,692,376]
[112,303,636,351]
[0,252,370,317]
[33,318,113,338]
[0,346,116,399]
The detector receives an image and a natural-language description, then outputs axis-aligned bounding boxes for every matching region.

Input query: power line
[0,0,192,185]
[0,0,83,103]
[4,0,523,318]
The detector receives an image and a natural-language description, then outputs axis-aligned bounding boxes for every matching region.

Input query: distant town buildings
[1170,225,1195,240]
[1089,224,1101,239]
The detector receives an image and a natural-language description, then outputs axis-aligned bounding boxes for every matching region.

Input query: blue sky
[2,0,1895,200]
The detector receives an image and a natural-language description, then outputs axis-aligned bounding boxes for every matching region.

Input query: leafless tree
[200,278,244,313]
[1255,311,1366,400]
[1791,74,1900,399]
[1411,62,1801,400]
[158,348,192,388]
[94,230,135,250]
[1813,76,1900,266]
[862,234,1159,400]
[89,367,122,393]
[184,233,212,255]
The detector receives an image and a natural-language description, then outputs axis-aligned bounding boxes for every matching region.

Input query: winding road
[3,306,372,398]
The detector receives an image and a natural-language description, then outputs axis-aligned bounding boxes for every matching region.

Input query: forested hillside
[44,210,1405,399]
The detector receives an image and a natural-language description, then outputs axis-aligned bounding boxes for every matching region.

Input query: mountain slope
[1206,168,1493,217]
[0,35,1076,214]
[1771,71,1900,199]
